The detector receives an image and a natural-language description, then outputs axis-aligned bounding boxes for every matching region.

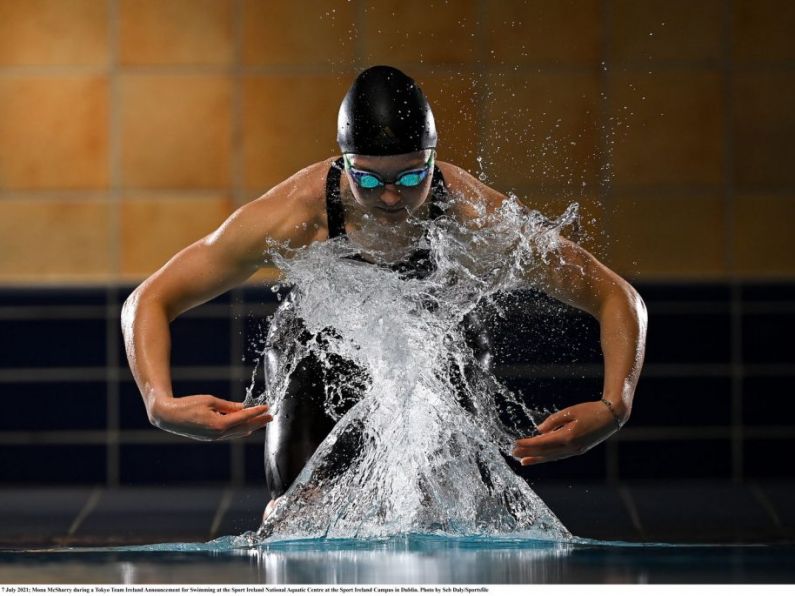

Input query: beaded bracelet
[599,398,623,431]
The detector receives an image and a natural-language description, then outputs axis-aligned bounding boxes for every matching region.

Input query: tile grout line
[231,0,246,210]
[6,425,794,445]
[723,0,744,485]
[229,0,247,486]
[209,487,235,537]
[600,0,618,482]
[5,298,795,321]
[475,0,486,169]
[353,0,365,71]
[106,0,122,488]
[5,62,793,77]
[67,486,104,537]
[230,291,248,486]
[3,362,795,384]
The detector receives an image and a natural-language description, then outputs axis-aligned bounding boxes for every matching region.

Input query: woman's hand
[149,395,272,441]
[512,400,622,465]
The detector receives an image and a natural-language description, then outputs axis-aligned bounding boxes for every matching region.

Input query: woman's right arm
[121,167,325,441]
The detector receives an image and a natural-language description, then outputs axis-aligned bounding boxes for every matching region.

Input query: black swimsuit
[263,158,491,499]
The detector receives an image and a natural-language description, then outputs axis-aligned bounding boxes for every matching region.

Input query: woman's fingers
[520,456,544,466]
[156,396,271,441]
[219,410,271,435]
[206,396,245,413]
[536,409,574,434]
[214,404,270,429]
[510,409,580,464]
[511,402,620,465]
[217,410,273,440]
[512,426,575,460]
[245,411,273,431]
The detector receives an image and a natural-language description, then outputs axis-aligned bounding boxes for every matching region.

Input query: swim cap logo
[380,126,397,141]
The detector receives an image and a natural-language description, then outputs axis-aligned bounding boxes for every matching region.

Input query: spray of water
[242,194,580,543]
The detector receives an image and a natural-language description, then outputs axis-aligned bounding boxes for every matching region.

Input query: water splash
[244,194,580,543]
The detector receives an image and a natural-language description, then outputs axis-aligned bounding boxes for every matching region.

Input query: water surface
[5,536,794,584]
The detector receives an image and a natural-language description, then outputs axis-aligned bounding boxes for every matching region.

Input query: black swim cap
[337,65,437,156]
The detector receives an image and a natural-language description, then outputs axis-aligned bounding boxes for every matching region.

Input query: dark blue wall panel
[0,282,792,485]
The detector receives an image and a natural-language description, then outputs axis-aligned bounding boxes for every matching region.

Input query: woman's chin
[372,208,409,224]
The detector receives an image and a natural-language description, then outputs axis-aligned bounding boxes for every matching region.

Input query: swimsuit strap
[326,157,347,239]
[428,164,448,219]
[324,158,448,239]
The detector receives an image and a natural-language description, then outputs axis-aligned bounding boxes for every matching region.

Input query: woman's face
[344,150,435,224]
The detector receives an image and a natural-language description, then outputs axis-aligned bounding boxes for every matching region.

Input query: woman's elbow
[627,284,648,334]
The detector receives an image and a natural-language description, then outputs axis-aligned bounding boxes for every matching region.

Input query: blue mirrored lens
[396,172,423,187]
[356,173,382,189]
[351,170,383,188]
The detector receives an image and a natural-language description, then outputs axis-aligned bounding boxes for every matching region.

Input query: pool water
[3,536,794,584]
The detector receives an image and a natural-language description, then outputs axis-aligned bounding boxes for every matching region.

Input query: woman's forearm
[597,282,648,424]
[121,286,175,422]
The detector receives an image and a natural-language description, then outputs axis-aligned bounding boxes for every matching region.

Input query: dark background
[1,281,792,487]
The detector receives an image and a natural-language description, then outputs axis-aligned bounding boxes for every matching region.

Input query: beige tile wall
[0,0,109,66]
[241,75,347,190]
[483,71,601,191]
[118,0,235,66]
[0,0,793,284]
[609,71,724,188]
[483,0,602,67]
[607,194,728,279]
[609,0,723,63]
[0,75,109,189]
[120,74,233,188]
[0,197,111,282]
[120,194,233,277]
[241,0,356,66]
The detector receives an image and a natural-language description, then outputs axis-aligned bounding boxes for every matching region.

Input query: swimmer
[121,66,647,520]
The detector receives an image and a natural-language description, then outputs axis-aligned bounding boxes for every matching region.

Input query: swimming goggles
[343,152,435,189]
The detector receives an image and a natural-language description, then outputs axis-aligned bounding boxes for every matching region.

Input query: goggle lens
[356,173,382,189]
[345,153,435,190]
[396,172,424,187]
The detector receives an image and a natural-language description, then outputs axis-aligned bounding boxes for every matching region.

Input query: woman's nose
[379,185,402,207]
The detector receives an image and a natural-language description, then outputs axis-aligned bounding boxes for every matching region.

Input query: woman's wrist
[145,389,174,427]
[599,397,624,430]
[599,397,629,430]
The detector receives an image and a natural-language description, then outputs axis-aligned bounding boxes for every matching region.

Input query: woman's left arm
[512,237,648,465]
[437,160,648,465]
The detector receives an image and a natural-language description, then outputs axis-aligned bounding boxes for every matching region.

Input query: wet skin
[121,149,647,519]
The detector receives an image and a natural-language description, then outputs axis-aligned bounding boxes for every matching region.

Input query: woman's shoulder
[435,160,508,220]
[232,157,343,247]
